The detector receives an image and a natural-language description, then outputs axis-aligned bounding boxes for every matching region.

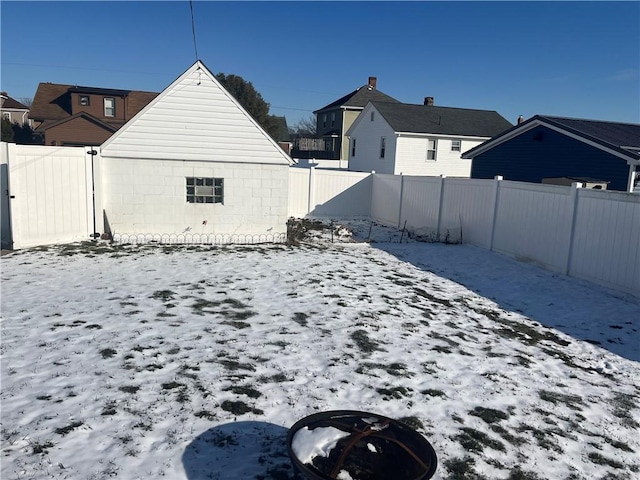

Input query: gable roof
[350,102,513,138]
[100,60,293,165]
[43,112,118,132]
[30,82,158,122]
[462,115,640,164]
[314,85,400,113]
[1,93,29,110]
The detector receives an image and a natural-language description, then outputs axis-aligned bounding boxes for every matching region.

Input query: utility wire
[189,0,199,61]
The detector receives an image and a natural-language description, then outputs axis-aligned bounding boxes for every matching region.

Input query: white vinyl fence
[290,169,640,297]
[1,143,101,250]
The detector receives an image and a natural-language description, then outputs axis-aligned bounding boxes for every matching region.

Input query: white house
[346,100,512,176]
[99,60,293,243]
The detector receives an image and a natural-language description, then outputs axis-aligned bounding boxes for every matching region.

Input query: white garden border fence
[289,168,639,298]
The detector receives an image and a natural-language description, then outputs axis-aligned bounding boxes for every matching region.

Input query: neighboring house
[311,77,400,160]
[462,115,640,192]
[0,93,30,126]
[30,83,158,146]
[346,99,512,176]
[99,60,293,241]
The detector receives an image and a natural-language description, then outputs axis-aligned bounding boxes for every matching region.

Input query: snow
[290,426,351,464]
[1,217,638,480]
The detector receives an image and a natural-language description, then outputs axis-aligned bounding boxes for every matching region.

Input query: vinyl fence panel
[371,174,402,226]
[3,144,96,249]
[492,181,576,273]
[569,189,640,295]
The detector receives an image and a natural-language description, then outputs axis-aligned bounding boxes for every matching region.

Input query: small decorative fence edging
[111,232,287,245]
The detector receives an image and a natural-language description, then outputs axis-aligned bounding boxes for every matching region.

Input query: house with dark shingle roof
[312,76,400,160]
[30,83,158,146]
[1,93,31,126]
[462,115,640,192]
[345,99,512,175]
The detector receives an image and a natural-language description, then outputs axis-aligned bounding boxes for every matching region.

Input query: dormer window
[79,95,90,106]
[104,97,115,117]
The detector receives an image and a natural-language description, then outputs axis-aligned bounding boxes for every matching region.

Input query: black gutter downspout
[87,148,100,239]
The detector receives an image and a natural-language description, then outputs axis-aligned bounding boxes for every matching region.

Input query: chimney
[517,115,524,124]
[424,97,434,106]
[368,77,377,89]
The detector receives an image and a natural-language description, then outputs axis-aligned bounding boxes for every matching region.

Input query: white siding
[347,105,397,174]
[102,158,288,238]
[395,135,485,176]
[101,62,291,166]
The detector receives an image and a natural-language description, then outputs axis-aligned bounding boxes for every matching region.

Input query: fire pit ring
[286,410,437,480]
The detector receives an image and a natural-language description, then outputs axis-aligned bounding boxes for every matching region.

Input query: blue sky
[1,1,638,128]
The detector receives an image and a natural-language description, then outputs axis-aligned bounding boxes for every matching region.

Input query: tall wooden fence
[289,168,640,297]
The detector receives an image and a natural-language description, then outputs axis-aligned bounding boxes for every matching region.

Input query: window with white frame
[2,112,10,121]
[380,137,386,158]
[427,139,438,160]
[351,138,356,157]
[186,177,224,204]
[79,95,90,106]
[451,139,461,152]
[104,97,115,117]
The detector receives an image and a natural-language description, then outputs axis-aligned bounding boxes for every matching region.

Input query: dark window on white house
[104,97,116,117]
[370,111,375,121]
[451,140,461,152]
[351,138,356,157]
[79,95,90,106]
[427,139,438,160]
[186,177,224,204]
[323,114,327,128]
[380,137,386,158]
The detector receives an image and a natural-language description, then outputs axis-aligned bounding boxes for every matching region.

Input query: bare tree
[19,97,33,108]
[291,114,317,136]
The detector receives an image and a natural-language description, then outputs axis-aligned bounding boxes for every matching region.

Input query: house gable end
[100,60,292,165]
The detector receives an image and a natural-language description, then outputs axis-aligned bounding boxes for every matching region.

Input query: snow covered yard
[1,219,638,480]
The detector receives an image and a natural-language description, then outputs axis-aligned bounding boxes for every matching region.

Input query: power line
[189,0,199,61]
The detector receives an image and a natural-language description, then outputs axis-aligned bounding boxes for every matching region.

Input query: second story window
[351,138,356,157]
[331,112,335,128]
[370,111,375,121]
[104,97,115,117]
[79,95,90,106]
[323,114,327,129]
[451,140,461,152]
[427,139,438,161]
[380,137,386,158]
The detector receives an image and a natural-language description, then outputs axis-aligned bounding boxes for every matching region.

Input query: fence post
[489,175,503,251]
[565,182,583,275]
[307,166,316,215]
[397,173,405,229]
[368,170,376,219]
[435,175,446,238]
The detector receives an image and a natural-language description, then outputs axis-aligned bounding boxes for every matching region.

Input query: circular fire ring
[286,410,437,480]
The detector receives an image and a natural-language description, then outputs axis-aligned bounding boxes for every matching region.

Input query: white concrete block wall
[102,158,289,240]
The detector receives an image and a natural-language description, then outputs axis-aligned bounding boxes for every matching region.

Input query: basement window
[186,177,224,204]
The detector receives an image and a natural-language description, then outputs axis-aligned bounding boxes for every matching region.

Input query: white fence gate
[1,143,101,250]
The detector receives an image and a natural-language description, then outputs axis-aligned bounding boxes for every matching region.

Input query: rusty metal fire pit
[286,410,437,480]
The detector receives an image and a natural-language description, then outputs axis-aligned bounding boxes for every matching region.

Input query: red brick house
[29,83,158,146]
